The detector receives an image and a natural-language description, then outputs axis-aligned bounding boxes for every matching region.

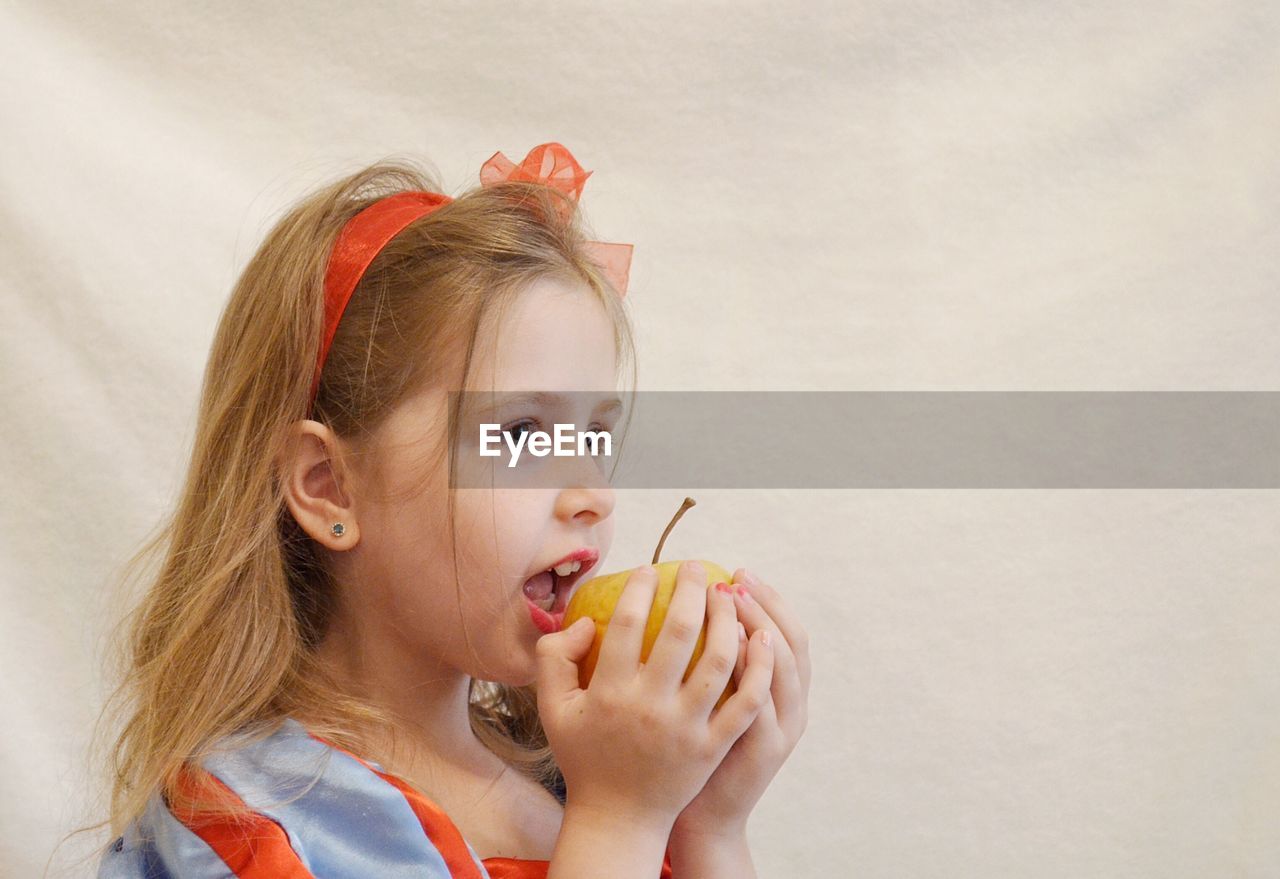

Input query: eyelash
[501,418,612,450]
[502,419,539,443]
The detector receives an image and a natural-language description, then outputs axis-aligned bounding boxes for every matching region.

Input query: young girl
[94,142,810,878]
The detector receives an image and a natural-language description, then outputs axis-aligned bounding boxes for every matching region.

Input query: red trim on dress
[309,733,675,878]
[309,733,484,879]
[484,854,675,879]
[170,763,316,878]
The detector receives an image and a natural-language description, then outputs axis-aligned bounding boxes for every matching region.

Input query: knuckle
[704,651,735,677]
[680,560,705,581]
[595,691,626,717]
[627,565,657,586]
[611,610,645,632]
[637,702,668,728]
[665,617,699,644]
[670,718,704,747]
[739,688,769,714]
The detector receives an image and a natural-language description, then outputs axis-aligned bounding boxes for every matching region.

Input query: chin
[476,652,538,690]
[507,653,539,688]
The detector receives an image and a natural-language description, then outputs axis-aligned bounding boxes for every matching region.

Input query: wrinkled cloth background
[4,2,1278,877]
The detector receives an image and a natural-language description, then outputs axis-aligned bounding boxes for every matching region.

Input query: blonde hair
[91,158,637,845]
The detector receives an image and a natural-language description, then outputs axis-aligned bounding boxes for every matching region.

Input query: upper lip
[540,547,599,596]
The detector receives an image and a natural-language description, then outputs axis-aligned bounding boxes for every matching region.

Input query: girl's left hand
[670,567,811,843]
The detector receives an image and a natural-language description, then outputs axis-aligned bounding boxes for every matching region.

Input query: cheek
[486,490,559,562]
[597,515,616,558]
[488,489,544,522]
[364,497,459,614]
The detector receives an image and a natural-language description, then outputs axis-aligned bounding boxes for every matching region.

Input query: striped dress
[97,717,674,878]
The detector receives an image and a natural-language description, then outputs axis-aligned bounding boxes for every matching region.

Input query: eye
[584,423,610,456]
[502,418,540,446]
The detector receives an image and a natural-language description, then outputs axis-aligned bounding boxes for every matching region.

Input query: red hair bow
[479,142,633,298]
[312,143,632,407]
[479,142,592,209]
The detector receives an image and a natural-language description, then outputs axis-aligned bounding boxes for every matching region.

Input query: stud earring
[331,522,346,538]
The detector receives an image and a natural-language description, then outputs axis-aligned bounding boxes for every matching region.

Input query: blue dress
[96,717,674,879]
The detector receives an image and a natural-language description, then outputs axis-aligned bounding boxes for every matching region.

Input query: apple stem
[652,496,696,564]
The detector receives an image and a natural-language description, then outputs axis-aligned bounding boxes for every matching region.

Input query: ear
[279,420,361,550]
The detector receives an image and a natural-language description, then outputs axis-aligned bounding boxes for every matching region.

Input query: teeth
[552,560,582,577]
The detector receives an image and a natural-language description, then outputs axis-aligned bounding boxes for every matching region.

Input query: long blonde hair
[93,158,637,844]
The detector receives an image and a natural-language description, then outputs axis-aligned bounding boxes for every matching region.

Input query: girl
[94,143,810,878]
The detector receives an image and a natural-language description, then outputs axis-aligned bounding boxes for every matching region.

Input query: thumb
[535,617,596,698]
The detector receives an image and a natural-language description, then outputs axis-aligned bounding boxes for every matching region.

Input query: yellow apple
[560,498,738,710]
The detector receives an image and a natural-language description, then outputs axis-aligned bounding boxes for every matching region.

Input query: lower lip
[525,598,563,635]
[525,582,572,635]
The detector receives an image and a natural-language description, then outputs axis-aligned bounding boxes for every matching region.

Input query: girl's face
[343,276,621,687]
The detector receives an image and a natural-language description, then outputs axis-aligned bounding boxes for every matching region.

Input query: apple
[561,497,738,709]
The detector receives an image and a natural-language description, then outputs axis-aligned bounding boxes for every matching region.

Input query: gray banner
[447,392,1280,488]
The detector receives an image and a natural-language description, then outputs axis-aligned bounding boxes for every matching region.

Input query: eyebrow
[474,391,624,418]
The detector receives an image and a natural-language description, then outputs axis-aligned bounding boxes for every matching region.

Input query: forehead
[469,276,619,393]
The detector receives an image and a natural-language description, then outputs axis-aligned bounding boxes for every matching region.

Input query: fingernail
[761,630,772,648]
[686,560,705,577]
[733,584,753,603]
[714,581,733,594]
[740,569,762,587]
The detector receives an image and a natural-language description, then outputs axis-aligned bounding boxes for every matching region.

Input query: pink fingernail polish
[733,584,753,603]
[714,581,732,594]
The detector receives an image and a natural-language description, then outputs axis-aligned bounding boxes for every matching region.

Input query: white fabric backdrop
[4,2,1278,876]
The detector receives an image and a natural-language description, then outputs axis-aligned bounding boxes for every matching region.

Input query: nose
[554,468,616,526]
[558,489,614,527]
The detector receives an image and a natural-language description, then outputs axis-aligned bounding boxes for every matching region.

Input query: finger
[678,578,739,716]
[534,617,597,706]
[709,627,775,747]
[734,569,811,701]
[644,561,710,692]
[731,622,748,685]
[593,565,659,686]
[731,582,802,731]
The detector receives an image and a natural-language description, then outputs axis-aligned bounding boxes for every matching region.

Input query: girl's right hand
[535,561,775,832]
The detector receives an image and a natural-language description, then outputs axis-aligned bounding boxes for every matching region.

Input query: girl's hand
[535,562,775,833]
[671,567,811,844]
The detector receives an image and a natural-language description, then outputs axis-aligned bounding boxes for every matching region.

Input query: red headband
[309,142,633,408]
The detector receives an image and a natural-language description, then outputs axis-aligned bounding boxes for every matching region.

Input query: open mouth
[522,550,597,633]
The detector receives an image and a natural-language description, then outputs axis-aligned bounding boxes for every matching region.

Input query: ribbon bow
[480,142,633,299]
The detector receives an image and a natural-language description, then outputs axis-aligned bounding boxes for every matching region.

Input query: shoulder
[96,718,492,879]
